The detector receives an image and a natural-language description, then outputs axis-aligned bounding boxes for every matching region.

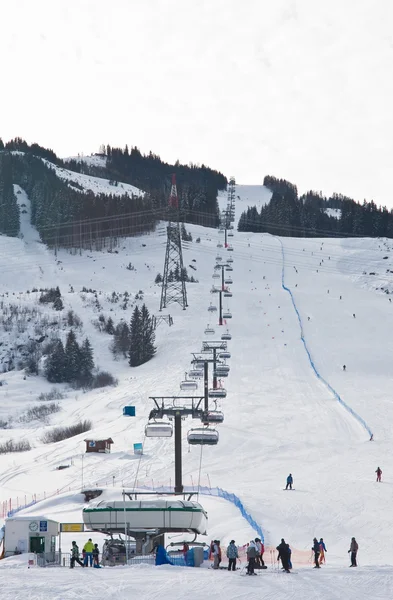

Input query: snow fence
[278,238,373,438]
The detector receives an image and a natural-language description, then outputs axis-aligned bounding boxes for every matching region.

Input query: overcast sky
[1,0,393,205]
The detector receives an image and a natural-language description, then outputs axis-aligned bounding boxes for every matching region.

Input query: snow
[325,208,342,219]
[2,184,393,596]
[64,154,107,169]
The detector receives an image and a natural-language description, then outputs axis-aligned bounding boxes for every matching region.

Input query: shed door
[30,537,45,553]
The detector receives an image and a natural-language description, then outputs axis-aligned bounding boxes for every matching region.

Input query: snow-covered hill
[2,183,393,597]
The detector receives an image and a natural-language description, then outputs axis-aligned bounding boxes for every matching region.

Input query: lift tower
[160,174,188,311]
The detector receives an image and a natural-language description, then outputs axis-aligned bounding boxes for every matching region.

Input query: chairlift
[225,266,233,272]
[221,331,232,341]
[189,369,204,379]
[213,370,228,378]
[224,291,232,298]
[223,311,232,319]
[227,257,234,263]
[204,325,215,335]
[180,373,198,391]
[219,351,231,359]
[217,242,223,248]
[208,388,227,398]
[224,278,233,285]
[218,228,224,234]
[145,420,173,438]
[203,411,224,424]
[212,272,220,279]
[187,428,219,446]
[228,231,234,237]
[208,303,217,313]
[216,255,222,262]
[227,246,234,252]
[215,364,230,373]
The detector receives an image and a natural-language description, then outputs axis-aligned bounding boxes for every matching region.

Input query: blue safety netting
[278,238,373,438]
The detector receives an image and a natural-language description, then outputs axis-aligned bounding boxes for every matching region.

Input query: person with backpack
[70,541,84,568]
[348,537,358,567]
[312,538,320,568]
[376,467,382,482]
[92,544,101,568]
[246,540,258,575]
[226,540,238,571]
[276,539,291,572]
[285,474,293,490]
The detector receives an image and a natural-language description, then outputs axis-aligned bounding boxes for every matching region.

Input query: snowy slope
[2,184,393,597]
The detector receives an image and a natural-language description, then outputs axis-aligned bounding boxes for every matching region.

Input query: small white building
[4,516,59,557]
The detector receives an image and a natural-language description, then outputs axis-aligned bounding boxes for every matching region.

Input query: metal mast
[160,174,188,311]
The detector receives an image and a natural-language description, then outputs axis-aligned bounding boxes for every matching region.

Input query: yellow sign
[60,523,84,532]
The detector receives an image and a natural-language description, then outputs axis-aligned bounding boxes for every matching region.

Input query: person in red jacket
[376,467,382,482]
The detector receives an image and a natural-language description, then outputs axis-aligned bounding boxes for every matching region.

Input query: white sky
[1,0,393,206]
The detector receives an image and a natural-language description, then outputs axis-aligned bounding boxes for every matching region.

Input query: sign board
[39,521,48,532]
[133,443,143,455]
[60,523,84,533]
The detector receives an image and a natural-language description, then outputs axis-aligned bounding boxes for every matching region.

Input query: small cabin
[4,516,59,557]
[84,438,113,454]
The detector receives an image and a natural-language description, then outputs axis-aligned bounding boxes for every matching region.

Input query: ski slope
[1,184,393,597]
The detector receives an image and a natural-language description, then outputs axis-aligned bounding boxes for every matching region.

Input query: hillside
[1,184,393,597]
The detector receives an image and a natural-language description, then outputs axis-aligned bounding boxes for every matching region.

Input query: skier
[343,365,346,371]
[307,316,311,321]
[312,538,320,568]
[376,467,382,482]
[70,541,84,568]
[348,537,358,567]
[319,538,327,564]
[246,540,258,575]
[276,539,291,573]
[285,474,293,490]
[226,540,238,571]
[353,313,356,318]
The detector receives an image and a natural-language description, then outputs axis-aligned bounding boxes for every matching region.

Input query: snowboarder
[70,541,84,568]
[376,467,382,482]
[312,538,320,568]
[276,539,291,572]
[226,540,238,571]
[307,316,310,321]
[353,313,356,318]
[348,537,358,567]
[246,540,258,575]
[319,538,327,564]
[343,365,346,371]
[285,474,293,490]
[340,295,342,299]
[83,538,94,566]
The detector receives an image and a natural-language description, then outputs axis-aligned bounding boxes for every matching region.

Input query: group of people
[311,538,327,568]
[70,538,101,568]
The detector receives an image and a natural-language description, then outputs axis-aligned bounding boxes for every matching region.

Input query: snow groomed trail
[277,236,373,439]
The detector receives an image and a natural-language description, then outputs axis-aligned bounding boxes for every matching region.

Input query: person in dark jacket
[376,467,382,482]
[92,544,100,567]
[285,474,293,490]
[312,538,320,568]
[276,539,291,572]
[70,541,84,568]
[226,540,238,571]
[348,537,358,566]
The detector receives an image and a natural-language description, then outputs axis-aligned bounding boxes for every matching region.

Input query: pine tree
[64,329,81,381]
[105,316,115,334]
[129,306,141,367]
[79,338,94,384]
[139,304,156,363]
[112,322,130,358]
[45,339,66,383]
